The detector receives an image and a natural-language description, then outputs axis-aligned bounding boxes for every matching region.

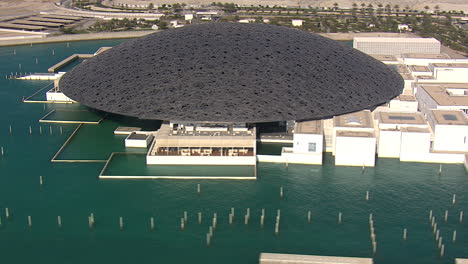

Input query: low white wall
[125,135,153,148]
[147,155,256,165]
[282,152,323,165]
[257,155,287,163]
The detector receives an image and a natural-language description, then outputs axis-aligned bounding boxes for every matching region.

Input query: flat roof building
[353,37,441,55]
[416,83,468,117]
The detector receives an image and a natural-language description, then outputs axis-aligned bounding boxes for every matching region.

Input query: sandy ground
[0,0,58,19]
[110,0,468,13]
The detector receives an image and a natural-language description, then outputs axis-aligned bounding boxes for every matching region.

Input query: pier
[48,54,94,73]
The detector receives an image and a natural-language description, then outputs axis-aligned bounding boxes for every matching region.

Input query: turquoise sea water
[0,39,466,264]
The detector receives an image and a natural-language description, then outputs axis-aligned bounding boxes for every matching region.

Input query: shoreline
[0,30,415,47]
[0,30,156,47]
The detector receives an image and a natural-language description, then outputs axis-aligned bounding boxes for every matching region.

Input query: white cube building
[416,83,468,118]
[281,120,323,165]
[353,37,440,55]
[333,110,376,166]
[428,110,468,152]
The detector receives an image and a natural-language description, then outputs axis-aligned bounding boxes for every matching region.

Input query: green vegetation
[90,18,167,31]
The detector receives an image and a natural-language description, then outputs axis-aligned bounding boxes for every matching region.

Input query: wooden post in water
[260,214,264,228]
[39,126,42,135]
[1,146,4,157]
[231,208,235,219]
[206,233,211,247]
[27,216,32,228]
[275,222,279,236]
[198,212,202,224]
[60,126,63,135]
[197,184,200,194]
[244,214,249,225]
[29,126,32,135]
[150,217,155,231]
[372,241,377,255]
[444,210,448,222]
[229,213,233,224]
[403,228,407,240]
[436,229,440,241]
[49,126,52,135]
[338,212,342,224]
[5,208,10,219]
[39,176,43,186]
[429,210,433,221]
[212,215,217,229]
[438,164,442,176]
[452,230,456,243]
[366,191,369,201]
[433,223,437,234]
[452,194,456,205]
[440,244,444,257]
[58,216,62,229]
[9,125,12,135]
[438,237,443,248]
[460,211,463,223]
[307,210,311,223]
[183,211,188,224]
[431,216,435,227]
[180,218,184,230]
[280,186,284,199]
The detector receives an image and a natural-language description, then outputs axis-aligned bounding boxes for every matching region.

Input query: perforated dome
[59,23,403,122]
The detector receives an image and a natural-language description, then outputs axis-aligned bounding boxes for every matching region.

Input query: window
[388,115,416,120]
[443,114,458,121]
[308,142,317,152]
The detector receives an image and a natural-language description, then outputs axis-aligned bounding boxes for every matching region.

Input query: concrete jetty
[48,54,93,73]
[259,253,373,264]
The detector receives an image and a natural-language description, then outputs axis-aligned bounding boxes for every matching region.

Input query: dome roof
[59,23,403,122]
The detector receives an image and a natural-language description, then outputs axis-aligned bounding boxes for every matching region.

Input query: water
[0,39,467,264]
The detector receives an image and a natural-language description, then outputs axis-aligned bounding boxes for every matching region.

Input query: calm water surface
[0,39,466,264]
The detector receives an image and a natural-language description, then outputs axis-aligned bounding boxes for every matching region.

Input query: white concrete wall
[402,58,468,67]
[46,91,74,102]
[416,88,439,119]
[293,133,323,153]
[335,136,376,166]
[147,155,256,165]
[433,125,468,152]
[378,130,402,158]
[282,151,322,165]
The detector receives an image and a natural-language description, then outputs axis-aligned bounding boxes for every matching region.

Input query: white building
[428,110,468,152]
[416,83,468,117]
[125,132,153,148]
[333,110,376,166]
[146,122,256,165]
[388,95,418,112]
[353,37,441,55]
[280,120,323,165]
[429,63,468,83]
[291,19,304,27]
[377,112,428,158]
[184,14,194,20]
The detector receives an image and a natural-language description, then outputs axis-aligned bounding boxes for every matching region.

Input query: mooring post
[180,218,184,230]
[431,216,435,227]
[444,210,448,222]
[366,191,369,201]
[440,244,445,257]
[60,126,63,135]
[372,241,377,255]
[29,126,32,135]
[452,194,456,205]
[403,228,407,240]
[49,126,52,135]
[436,229,440,241]
[1,146,4,157]
[452,230,457,243]
[58,216,62,229]
[118,216,124,230]
[206,233,211,247]
[183,211,187,224]
[244,214,249,225]
[198,212,202,224]
[9,125,12,135]
[260,214,264,228]
[275,222,279,235]
[39,176,43,186]
[460,211,463,223]
[438,164,442,176]
[229,213,233,224]
[5,208,10,219]
[438,237,443,249]
[429,210,433,221]
[150,217,155,231]
[433,223,437,234]
[197,184,200,194]
[307,210,311,223]
[28,216,32,228]
[280,186,284,199]
[338,212,342,224]
[231,208,235,218]
[39,126,42,134]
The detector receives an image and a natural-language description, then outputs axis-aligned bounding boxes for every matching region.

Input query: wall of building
[335,136,376,166]
[388,100,418,112]
[400,130,431,162]
[432,67,468,83]
[354,39,440,55]
[378,130,402,158]
[125,136,153,148]
[293,133,323,153]
[146,155,256,165]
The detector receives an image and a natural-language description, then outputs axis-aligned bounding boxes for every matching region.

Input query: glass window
[308,142,316,152]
